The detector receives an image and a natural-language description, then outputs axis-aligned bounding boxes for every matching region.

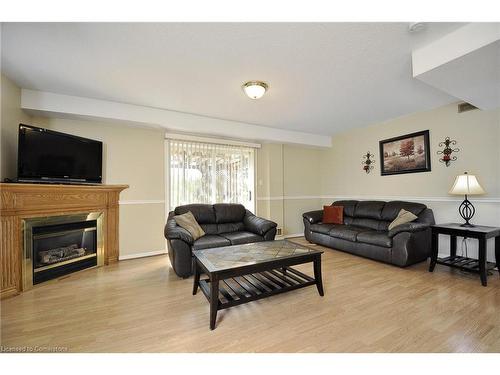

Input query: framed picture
[379,130,431,176]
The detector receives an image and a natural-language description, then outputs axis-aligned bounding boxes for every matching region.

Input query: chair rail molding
[257,195,500,203]
[119,200,165,205]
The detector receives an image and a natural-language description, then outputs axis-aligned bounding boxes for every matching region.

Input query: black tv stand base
[5,179,102,186]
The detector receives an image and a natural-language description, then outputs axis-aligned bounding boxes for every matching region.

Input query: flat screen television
[17,124,103,184]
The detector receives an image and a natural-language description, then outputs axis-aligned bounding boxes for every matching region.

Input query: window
[167,138,255,211]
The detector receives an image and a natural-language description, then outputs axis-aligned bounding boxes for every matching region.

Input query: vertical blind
[168,139,255,210]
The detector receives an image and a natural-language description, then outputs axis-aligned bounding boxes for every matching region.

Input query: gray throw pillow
[174,211,205,240]
[388,209,418,231]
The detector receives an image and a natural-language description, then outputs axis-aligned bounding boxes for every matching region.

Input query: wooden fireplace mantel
[0,182,128,299]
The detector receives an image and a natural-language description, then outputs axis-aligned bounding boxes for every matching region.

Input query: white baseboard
[119,249,167,260]
[277,233,303,240]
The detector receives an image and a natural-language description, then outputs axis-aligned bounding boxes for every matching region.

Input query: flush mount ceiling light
[408,22,426,33]
[242,81,268,99]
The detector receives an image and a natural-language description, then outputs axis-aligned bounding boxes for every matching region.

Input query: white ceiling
[2,23,465,135]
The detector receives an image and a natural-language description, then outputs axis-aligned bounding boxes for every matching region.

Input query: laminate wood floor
[1,237,500,352]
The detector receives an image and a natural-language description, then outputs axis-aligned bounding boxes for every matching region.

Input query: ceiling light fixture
[242,81,268,99]
[408,22,426,33]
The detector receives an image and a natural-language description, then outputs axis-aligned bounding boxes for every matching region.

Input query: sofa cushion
[329,225,372,241]
[174,204,216,224]
[310,223,336,235]
[173,211,205,240]
[332,200,358,218]
[323,205,343,224]
[353,201,385,220]
[214,203,246,223]
[200,223,218,235]
[192,235,231,250]
[388,209,418,230]
[381,201,427,221]
[220,231,264,245]
[217,222,245,234]
[351,217,383,230]
[356,231,392,248]
[343,216,354,225]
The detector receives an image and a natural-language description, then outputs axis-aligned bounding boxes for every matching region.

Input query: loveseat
[303,200,435,267]
[165,203,277,277]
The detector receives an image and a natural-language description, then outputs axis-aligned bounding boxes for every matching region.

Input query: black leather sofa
[165,203,277,277]
[303,200,435,267]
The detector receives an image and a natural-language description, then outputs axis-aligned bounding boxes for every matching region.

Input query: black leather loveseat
[165,203,277,277]
[303,200,435,267]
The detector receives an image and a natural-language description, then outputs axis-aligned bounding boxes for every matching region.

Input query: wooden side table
[429,223,500,286]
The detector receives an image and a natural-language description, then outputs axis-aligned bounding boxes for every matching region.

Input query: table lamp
[449,172,485,227]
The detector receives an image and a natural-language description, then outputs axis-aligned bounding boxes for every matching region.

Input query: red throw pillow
[323,205,344,224]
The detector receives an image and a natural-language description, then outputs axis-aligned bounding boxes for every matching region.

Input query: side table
[429,223,500,286]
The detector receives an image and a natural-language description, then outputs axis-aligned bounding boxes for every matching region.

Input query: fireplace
[22,212,104,289]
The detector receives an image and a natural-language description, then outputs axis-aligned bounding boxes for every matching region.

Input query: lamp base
[460,222,475,228]
[458,195,476,228]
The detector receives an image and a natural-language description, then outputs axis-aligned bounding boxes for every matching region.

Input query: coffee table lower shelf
[198,266,316,310]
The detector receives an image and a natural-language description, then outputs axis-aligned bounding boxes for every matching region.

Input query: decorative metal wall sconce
[362,151,374,174]
[437,137,459,167]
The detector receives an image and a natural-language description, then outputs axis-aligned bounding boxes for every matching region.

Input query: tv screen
[17,124,103,184]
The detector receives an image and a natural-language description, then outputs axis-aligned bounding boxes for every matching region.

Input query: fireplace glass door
[23,212,104,288]
[32,220,98,284]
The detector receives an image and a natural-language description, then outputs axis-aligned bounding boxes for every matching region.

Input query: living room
[1,1,500,373]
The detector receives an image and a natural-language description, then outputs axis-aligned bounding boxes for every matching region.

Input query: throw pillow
[388,209,418,230]
[174,211,205,240]
[323,205,344,224]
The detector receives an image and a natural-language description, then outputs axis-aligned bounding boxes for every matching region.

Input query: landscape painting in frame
[379,130,431,175]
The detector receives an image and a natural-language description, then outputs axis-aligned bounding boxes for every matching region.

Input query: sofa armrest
[263,227,277,241]
[164,218,194,245]
[388,222,429,238]
[243,210,277,236]
[302,210,323,224]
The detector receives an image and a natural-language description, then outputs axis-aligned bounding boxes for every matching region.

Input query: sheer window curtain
[167,139,255,212]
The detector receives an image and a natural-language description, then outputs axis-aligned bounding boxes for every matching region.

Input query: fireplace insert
[23,212,104,289]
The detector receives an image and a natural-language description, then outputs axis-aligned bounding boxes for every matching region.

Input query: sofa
[303,200,435,267]
[165,203,277,277]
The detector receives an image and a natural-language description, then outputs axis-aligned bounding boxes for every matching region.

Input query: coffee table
[192,240,324,330]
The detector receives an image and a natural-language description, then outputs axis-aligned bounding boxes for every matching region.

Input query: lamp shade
[449,172,485,195]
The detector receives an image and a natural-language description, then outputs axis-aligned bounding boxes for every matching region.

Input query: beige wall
[1,74,33,179]
[256,143,323,235]
[283,145,323,234]
[256,143,284,230]
[320,103,500,198]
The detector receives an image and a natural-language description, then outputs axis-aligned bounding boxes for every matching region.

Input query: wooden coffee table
[192,240,324,330]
